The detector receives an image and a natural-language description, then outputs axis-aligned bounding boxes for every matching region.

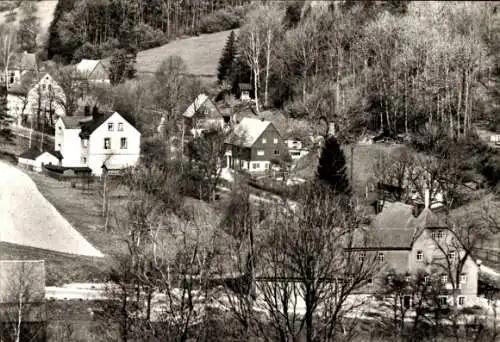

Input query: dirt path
[0,161,104,257]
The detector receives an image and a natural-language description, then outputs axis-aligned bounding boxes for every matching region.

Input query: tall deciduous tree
[0,84,13,143]
[316,136,351,196]
[109,48,137,85]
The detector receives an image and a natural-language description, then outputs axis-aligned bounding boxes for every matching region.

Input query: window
[252,163,260,169]
[120,137,128,149]
[458,296,465,305]
[42,84,46,91]
[82,139,88,147]
[405,275,411,283]
[291,151,301,156]
[262,138,267,144]
[48,84,52,91]
[460,274,467,284]
[108,122,114,131]
[378,252,384,262]
[439,296,447,306]
[437,231,444,239]
[104,138,111,149]
[441,274,448,284]
[416,250,423,261]
[448,251,456,261]
[273,138,278,144]
[118,123,124,131]
[81,157,87,164]
[367,278,373,284]
[431,231,437,239]
[273,150,280,156]
[257,150,265,156]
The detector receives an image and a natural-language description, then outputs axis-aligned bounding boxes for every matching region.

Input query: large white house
[55,111,141,176]
[8,73,66,126]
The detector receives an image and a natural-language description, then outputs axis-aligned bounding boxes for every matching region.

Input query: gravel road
[0,161,103,257]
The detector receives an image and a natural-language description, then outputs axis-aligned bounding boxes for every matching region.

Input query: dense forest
[221,1,500,142]
[46,0,251,63]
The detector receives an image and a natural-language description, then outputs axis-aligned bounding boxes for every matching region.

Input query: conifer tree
[0,85,13,143]
[217,30,236,86]
[316,136,351,196]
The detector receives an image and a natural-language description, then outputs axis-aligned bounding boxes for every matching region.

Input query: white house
[7,73,66,126]
[18,148,62,172]
[75,59,110,84]
[55,111,141,176]
[0,51,37,87]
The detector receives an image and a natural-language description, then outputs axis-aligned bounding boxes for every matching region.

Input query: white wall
[60,129,82,167]
[18,153,59,172]
[27,74,66,119]
[87,112,141,176]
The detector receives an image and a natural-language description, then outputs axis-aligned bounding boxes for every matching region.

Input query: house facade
[75,59,110,84]
[238,83,252,101]
[225,117,286,173]
[55,111,141,176]
[7,73,66,126]
[351,197,479,305]
[180,93,229,137]
[284,139,310,160]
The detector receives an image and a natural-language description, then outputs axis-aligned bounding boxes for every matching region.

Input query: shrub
[131,23,167,50]
[72,42,102,63]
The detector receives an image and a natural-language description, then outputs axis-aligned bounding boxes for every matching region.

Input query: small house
[18,148,62,172]
[179,93,229,137]
[0,51,37,87]
[225,117,286,173]
[75,59,110,84]
[238,83,252,102]
[55,110,141,176]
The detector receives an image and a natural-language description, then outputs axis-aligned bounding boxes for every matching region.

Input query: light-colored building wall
[87,113,141,176]
[18,153,59,172]
[59,128,82,167]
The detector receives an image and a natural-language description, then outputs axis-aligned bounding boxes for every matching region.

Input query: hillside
[0,0,58,45]
[135,30,236,79]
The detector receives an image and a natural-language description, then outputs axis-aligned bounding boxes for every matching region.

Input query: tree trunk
[264,28,272,108]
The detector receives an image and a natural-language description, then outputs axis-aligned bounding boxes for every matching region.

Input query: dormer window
[416,250,423,261]
[108,123,114,131]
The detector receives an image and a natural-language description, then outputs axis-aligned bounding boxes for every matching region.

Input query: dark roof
[19,148,43,160]
[79,112,114,139]
[238,83,252,91]
[44,164,92,174]
[407,208,447,231]
[19,148,63,161]
[371,202,415,229]
[60,116,93,129]
[353,227,415,249]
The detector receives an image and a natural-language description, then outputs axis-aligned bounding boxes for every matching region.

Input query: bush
[199,7,246,34]
[72,42,102,63]
[132,23,167,50]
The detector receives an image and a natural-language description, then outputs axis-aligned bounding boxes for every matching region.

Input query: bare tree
[0,24,18,89]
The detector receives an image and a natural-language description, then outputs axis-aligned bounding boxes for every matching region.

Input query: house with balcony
[54,111,141,176]
[225,117,286,173]
[349,193,479,306]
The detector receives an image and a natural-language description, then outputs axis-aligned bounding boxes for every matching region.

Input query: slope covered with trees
[46,0,251,64]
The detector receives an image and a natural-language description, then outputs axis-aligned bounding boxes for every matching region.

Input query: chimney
[424,188,430,209]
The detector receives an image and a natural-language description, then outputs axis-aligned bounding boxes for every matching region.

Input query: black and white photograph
[0,1,500,341]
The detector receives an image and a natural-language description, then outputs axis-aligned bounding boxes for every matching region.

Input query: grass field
[135,29,236,78]
[0,0,57,45]
[294,142,408,195]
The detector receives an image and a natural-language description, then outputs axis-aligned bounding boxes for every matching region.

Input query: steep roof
[229,117,272,147]
[76,59,100,74]
[60,116,93,129]
[353,227,415,249]
[19,148,63,161]
[406,207,447,237]
[182,93,209,118]
[79,112,115,139]
[370,201,415,230]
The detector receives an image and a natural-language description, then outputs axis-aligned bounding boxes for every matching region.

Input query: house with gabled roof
[225,117,286,173]
[54,110,141,176]
[0,51,38,87]
[18,148,63,172]
[75,59,110,84]
[350,192,479,305]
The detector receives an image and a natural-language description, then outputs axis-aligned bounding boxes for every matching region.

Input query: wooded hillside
[46,0,250,64]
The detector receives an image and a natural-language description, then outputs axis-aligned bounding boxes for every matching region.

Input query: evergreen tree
[217,30,236,86]
[0,85,13,143]
[316,136,351,196]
